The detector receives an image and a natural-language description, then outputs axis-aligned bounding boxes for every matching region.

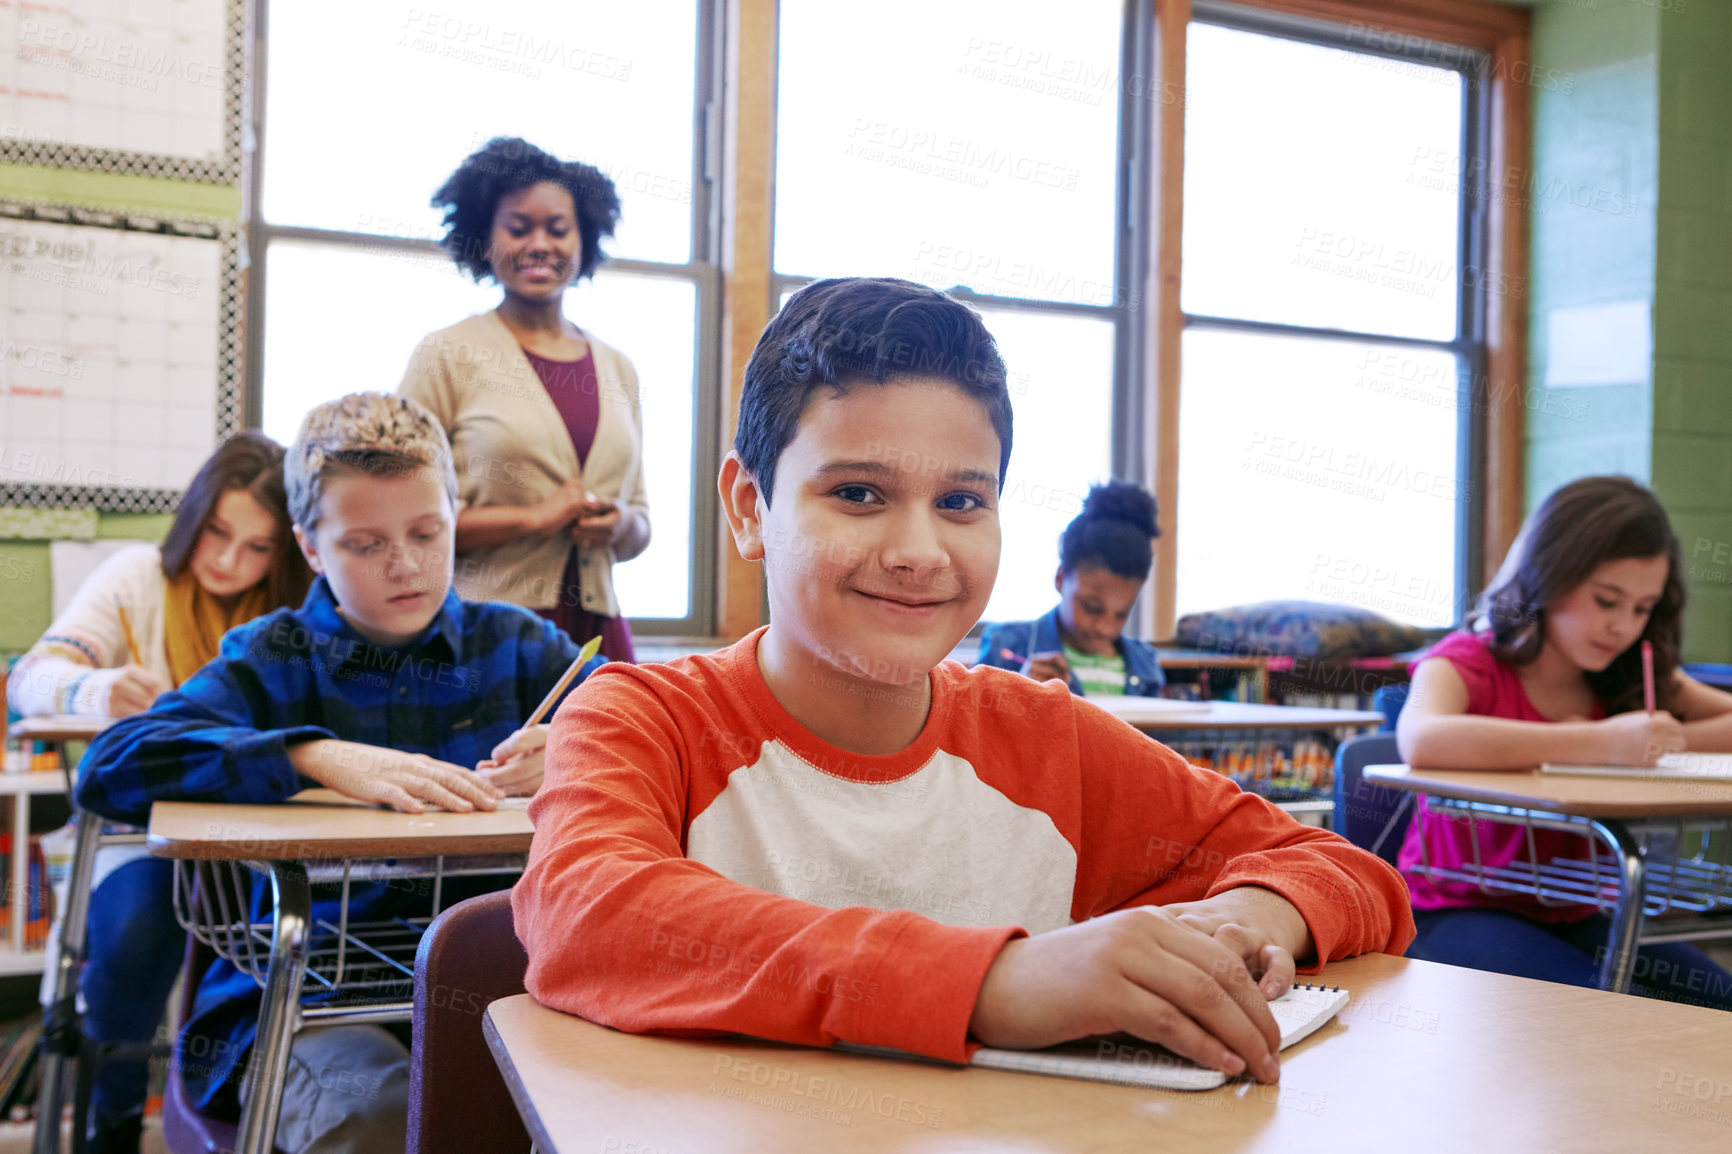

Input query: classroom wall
[1523,0,1658,505]
[1650,1,1732,660]
[1524,0,1732,664]
[0,161,237,656]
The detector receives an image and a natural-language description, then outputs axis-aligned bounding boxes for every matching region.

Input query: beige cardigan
[399,311,650,617]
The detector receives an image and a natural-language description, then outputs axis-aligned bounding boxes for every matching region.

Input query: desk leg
[33,813,104,1154]
[1590,819,1645,992]
[236,862,311,1154]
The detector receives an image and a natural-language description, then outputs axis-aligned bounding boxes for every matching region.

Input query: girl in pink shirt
[1397,475,1732,1008]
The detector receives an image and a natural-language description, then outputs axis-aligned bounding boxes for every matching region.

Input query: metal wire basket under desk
[1412,801,1732,935]
[170,854,527,1013]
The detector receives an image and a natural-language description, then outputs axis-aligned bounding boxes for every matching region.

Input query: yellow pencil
[116,604,143,665]
[525,634,604,728]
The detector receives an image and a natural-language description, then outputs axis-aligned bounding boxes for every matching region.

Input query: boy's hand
[968,906,1285,1082]
[289,739,503,813]
[476,724,550,796]
[1021,651,1070,684]
[107,663,171,716]
[1160,887,1313,999]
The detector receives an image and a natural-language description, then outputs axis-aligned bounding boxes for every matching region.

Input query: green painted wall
[1651,0,1732,661]
[1524,0,1659,507]
[1524,0,1732,662]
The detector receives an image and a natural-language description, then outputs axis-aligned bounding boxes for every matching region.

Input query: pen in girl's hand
[1000,648,1027,665]
[1642,640,1655,715]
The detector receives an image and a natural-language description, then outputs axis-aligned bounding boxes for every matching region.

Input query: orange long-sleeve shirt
[515,628,1415,1061]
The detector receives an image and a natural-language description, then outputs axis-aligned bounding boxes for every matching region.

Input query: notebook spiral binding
[1291,983,1343,992]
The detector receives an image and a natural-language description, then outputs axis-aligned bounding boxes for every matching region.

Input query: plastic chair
[1331,733,1412,867]
[407,891,532,1154]
[1372,681,1410,732]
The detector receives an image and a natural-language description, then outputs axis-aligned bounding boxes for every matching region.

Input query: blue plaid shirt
[76,576,602,1112]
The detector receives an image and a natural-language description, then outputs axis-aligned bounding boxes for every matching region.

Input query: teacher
[401,136,648,660]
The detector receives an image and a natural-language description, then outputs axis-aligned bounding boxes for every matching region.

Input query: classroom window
[249,0,717,629]
[1173,12,1486,628]
[773,0,1135,626]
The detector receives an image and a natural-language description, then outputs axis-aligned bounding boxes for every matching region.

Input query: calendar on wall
[0,0,242,183]
[0,207,241,513]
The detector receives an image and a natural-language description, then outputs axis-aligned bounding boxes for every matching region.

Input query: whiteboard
[0,213,237,510]
[0,0,240,182]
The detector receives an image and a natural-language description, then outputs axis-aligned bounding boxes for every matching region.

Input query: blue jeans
[82,857,186,1124]
[1410,907,1732,1010]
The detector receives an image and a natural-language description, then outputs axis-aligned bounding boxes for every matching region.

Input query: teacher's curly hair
[432,136,622,284]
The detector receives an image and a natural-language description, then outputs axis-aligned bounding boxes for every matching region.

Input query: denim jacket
[975,606,1165,697]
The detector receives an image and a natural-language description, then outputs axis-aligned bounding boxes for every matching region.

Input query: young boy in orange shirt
[514,278,1414,1082]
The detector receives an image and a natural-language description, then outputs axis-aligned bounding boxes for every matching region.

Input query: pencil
[1642,640,1655,714]
[525,634,604,728]
[117,605,143,665]
[1000,647,1027,665]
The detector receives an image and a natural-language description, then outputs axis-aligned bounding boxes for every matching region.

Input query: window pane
[263,0,695,263]
[775,0,1121,305]
[260,244,694,620]
[260,244,494,446]
[977,308,1116,624]
[1176,330,1459,627]
[1181,23,1463,340]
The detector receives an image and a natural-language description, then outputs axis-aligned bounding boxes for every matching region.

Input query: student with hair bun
[977,480,1165,696]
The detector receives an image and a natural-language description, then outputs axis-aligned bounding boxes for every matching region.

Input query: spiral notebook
[966,983,1350,1091]
[1541,753,1732,781]
[841,983,1349,1092]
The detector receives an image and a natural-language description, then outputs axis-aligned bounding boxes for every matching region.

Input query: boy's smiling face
[294,469,456,648]
[726,378,1002,687]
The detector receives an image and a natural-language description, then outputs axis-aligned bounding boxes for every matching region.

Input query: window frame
[1177,0,1490,627]
[238,0,726,635]
[765,0,1154,633]
[1147,0,1530,638]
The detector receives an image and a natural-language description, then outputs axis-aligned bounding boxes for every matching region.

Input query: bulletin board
[0,203,241,512]
[0,0,243,184]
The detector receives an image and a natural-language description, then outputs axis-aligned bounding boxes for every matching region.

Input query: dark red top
[523,347,601,469]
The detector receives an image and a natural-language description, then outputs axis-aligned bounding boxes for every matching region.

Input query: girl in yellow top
[7,431,309,1152]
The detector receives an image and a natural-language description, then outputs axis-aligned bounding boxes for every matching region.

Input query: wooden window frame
[1146,0,1531,638]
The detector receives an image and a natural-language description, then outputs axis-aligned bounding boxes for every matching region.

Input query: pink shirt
[1396,631,1601,922]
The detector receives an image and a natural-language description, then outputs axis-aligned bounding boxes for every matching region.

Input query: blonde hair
[286,392,459,529]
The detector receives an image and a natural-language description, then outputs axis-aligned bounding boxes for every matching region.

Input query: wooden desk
[1365,765,1732,819]
[147,788,533,860]
[1085,697,1384,734]
[147,789,532,1154]
[484,953,1732,1154]
[1367,765,1732,991]
[8,714,110,744]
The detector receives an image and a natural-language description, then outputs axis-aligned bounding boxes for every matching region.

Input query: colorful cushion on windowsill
[1173,600,1430,662]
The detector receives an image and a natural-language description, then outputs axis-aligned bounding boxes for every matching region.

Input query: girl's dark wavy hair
[431,136,620,284]
[1473,475,1684,715]
[1060,481,1159,580]
[160,431,311,611]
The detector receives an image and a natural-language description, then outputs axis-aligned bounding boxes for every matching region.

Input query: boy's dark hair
[1060,481,1160,580]
[1474,474,1684,715]
[735,278,1012,504]
[432,136,621,284]
[162,431,311,611]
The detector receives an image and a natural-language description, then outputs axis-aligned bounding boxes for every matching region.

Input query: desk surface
[1367,764,1732,818]
[1086,697,1384,731]
[8,714,110,742]
[147,789,534,860]
[484,952,1732,1154]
